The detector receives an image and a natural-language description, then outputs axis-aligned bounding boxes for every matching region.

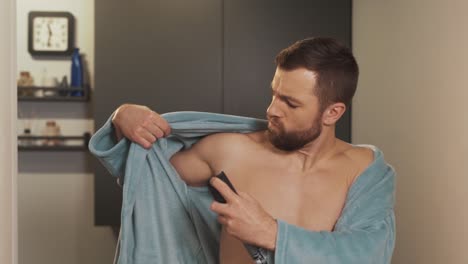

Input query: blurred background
[1,0,467,263]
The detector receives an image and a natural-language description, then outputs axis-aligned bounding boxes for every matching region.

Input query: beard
[267,116,322,151]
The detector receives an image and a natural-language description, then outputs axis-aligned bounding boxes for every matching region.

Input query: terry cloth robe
[89,111,396,264]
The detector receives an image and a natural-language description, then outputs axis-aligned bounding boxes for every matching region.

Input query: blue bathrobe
[89,111,396,264]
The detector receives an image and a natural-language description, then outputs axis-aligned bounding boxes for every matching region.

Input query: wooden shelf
[18,133,91,152]
[18,145,89,151]
[18,85,90,102]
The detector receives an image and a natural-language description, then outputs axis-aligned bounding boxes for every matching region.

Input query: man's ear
[322,102,346,126]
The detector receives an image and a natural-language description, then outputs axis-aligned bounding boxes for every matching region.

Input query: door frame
[0,0,18,263]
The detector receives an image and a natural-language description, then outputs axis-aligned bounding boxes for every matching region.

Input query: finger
[210,201,231,216]
[134,135,153,149]
[138,129,157,144]
[152,114,172,136]
[217,215,229,225]
[144,122,165,139]
[210,177,238,204]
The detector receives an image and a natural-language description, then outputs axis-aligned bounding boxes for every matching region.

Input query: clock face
[28,11,74,56]
[33,17,69,51]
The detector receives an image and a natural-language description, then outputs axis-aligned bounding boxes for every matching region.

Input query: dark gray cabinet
[223,0,352,139]
[94,0,352,225]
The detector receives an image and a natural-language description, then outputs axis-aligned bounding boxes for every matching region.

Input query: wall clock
[28,11,75,56]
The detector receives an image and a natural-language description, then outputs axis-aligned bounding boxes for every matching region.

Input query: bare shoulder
[191,130,264,158]
[169,131,259,186]
[195,130,258,148]
[341,143,375,172]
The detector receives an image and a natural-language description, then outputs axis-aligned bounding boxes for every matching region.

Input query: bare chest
[211,134,371,263]
[224,162,350,231]
[217,159,353,264]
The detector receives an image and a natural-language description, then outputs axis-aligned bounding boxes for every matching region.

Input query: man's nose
[266,97,281,118]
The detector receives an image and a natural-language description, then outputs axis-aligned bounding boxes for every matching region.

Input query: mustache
[268,119,279,127]
[267,116,280,123]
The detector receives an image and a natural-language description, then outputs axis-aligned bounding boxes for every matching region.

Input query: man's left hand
[209,177,278,251]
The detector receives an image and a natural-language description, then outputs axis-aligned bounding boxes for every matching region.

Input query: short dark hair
[275,37,359,111]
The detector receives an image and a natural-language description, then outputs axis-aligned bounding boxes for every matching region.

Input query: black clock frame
[28,11,75,57]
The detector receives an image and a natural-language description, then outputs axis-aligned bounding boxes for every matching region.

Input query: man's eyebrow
[271,86,302,104]
[281,95,302,104]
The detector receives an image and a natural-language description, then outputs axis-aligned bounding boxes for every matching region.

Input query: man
[108,37,394,263]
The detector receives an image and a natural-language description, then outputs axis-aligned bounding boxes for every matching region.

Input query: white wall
[0,0,18,263]
[16,0,116,263]
[353,1,468,263]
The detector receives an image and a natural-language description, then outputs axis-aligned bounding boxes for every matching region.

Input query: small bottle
[43,121,62,146]
[34,68,49,98]
[70,48,84,96]
[19,128,34,147]
[17,71,35,98]
[58,75,69,96]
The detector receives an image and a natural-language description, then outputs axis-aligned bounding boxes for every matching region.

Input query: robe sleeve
[88,113,131,180]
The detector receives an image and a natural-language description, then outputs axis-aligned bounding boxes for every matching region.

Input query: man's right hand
[111,104,172,149]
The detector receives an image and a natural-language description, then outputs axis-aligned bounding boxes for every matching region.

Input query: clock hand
[47,22,52,47]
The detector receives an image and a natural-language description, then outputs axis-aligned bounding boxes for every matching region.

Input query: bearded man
[94,37,395,264]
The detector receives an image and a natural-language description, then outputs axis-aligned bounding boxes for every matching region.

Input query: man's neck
[258,129,341,172]
[295,132,339,172]
[260,128,341,172]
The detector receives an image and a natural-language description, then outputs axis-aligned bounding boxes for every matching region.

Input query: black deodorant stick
[208,171,237,203]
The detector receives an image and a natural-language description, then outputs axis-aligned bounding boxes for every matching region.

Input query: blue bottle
[70,48,84,96]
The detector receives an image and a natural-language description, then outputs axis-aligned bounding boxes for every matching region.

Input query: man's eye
[287,102,298,108]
